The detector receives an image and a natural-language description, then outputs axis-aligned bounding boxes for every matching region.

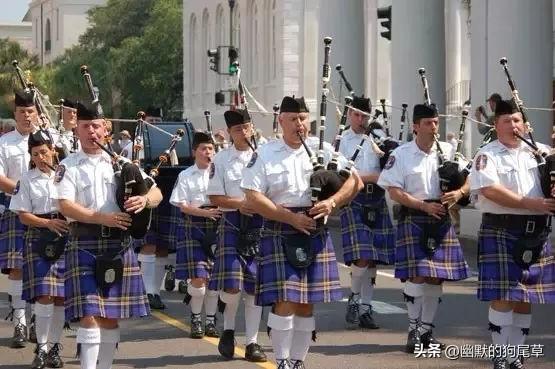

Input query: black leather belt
[364,183,385,196]
[35,212,65,220]
[69,222,122,239]
[482,213,548,234]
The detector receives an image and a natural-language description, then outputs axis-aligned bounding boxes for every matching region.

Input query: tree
[0,38,40,117]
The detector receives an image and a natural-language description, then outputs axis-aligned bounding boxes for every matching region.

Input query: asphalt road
[1,222,554,369]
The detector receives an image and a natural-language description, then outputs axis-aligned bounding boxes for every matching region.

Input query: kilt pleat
[64,236,149,321]
[478,224,555,303]
[394,215,469,281]
[340,193,395,265]
[134,201,181,251]
[22,227,65,302]
[208,211,261,294]
[256,212,342,306]
[175,215,218,280]
[0,210,27,271]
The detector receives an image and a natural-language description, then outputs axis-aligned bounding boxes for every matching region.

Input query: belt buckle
[525,220,536,234]
[365,183,374,194]
[101,225,111,238]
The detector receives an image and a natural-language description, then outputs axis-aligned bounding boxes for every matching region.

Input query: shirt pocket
[6,147,26,175]
[405,165,425,185]
[78,174,95,207]
[266,163,290,193]
[497,164,518,192]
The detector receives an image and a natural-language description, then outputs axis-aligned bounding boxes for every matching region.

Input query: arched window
[248,1,259,84]
[189,14,197,93]
[202,9,210,103]
[45,19,51,53]
[215,4,226,89]
[232,6,241,55]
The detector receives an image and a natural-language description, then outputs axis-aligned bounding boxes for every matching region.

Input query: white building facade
[0,21,33,52]
[183,0,555,152]
[23,0,106,65]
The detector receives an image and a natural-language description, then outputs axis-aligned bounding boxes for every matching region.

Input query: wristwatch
[329,198,337,209]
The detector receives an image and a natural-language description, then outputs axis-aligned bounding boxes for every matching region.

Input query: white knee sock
[488,307,513,347]
[204,289,219,318]
[290,315,315,362]
[77,327,101,369]
[49,306,65,344]
[138,253,156,295]
[360,267,377,313]
[187,285,206,315]
[219,291,240,330]
[9,279,26,327]
[35,302,54,352]
[404,281,424,331]
[268,313,294,361]
[508,312,531,364]
[154,257,169,295]
[98,327,120,369]
[350,264,366,295]
[244,294,262,345]
[419,283,442,334]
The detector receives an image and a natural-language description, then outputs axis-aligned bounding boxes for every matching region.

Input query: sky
[0,0,29,22]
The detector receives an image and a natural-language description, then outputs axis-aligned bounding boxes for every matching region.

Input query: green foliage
[28,0,183,119]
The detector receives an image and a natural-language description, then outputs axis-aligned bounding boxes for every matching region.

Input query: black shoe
[217,329,235,359]
[204,319,219,338]
[509,358,524,369]
[29,315,37,343]
[358,306,379,329]
[493,357,507,369]
[405,328,420,353]
[11,324,27,348]
[190,315,204,339]
[45,343,64,368]
[291,360,306,369]
[345,293,360,327]
[148,294,166,310]
[245,342,267,362]
[31,349,47,369]
[420,330,446,350]
[277,359,290,369]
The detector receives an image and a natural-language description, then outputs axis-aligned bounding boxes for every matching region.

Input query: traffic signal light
[228,47,239,75]
[377,6,391,41]
[207,48,220,73]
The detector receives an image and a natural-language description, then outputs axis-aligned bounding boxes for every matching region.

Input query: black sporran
[37,229,66,262]
[512,233,547,270]
[417,220,449,258]
[237,229,261,258]
[283,233,315,269]
[95,254,124,290]
[201,231,218,260]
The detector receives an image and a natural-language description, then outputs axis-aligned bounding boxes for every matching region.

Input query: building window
[56,8,59,41]
[264,0,276,82]
[202,9,210,102]
[232,6,240,54]
[189,14,197,93]
[45,19,51,53]
[215,4,225,89]
[247,1,258,84]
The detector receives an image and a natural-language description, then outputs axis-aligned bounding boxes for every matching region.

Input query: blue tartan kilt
[340,193,395,265]
[394,214,469,281]
[0,209,27,272]
[175,214,218,280]
[478,224,555,303]
[64,236,149,321]
[208,211,261,295]
[22,227,65,302]
[256,210,342,306]
[134,201,180,252]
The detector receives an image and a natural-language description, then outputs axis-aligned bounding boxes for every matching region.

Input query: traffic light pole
[228,0,236,109]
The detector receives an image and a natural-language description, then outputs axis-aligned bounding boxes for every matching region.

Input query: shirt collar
[29,167,53,180]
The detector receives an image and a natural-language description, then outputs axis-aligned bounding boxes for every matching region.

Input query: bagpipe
[148,128,185,178]
[418,68,468,202]
[298,37,346,207]
[12,60,59,149]
[203,110,220,152]
[499,57,555,198]
[334,63,400,170]
[80,65,153,239]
